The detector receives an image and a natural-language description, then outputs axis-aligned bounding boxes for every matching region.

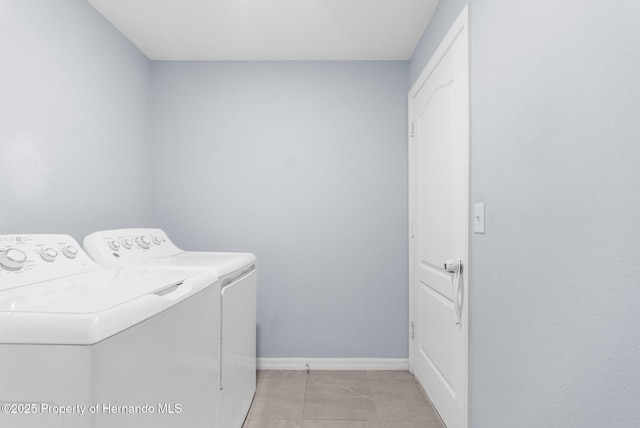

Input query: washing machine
[83,228,256,428]
[0,234,220,428]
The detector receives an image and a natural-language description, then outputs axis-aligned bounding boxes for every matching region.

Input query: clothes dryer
[0,234,220,428]
[83,228,256,428]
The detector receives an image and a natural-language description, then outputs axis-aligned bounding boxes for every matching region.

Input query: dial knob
[108,240,121,251]
[0,248,27,271]
[40,248,58,262]
[152,236,163,245]
[121,239,133,249]
[136,236,151,249]
[63,246,78,259]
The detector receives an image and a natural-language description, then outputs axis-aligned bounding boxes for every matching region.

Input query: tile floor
[242,370,445,428]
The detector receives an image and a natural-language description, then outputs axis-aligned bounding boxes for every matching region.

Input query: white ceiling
[88,0,440,61]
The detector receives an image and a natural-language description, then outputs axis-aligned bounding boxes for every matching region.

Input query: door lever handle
[444,260,462,273]
[444,259,463,326]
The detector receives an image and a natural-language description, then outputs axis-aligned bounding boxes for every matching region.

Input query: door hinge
[409,123,415,138]
[411,222,415,239]
[410,321,415,340]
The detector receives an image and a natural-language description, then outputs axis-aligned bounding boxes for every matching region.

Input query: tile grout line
[366,374,383,427]
[301,368,309,424]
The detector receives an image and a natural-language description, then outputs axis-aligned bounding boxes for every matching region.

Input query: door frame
[408,4,470,427]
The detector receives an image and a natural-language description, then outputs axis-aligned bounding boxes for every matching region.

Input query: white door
[409,6,469,428]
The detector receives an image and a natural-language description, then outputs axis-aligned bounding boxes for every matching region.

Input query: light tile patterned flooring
[242,370,445,428]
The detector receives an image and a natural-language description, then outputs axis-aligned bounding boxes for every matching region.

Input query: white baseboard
[257,358,409,371]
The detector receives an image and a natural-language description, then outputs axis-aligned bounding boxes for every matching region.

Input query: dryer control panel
[84,228,182,269]
[0,234,99,291]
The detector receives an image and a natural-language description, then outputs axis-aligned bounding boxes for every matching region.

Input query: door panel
[419,283,455,387]
[419,80,455,268]
[409,6,469,428]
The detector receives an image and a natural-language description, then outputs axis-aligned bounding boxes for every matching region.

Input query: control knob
[152,236,163,245]
[0,248,27,271]
[63,246,78,259]
[108,240,121,251]
[40,248,58,262]
[136,236,151,249]
[121,239,133,249]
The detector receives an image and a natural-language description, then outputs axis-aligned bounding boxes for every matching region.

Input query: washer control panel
[84,228,182,269]
[0,234,99,291]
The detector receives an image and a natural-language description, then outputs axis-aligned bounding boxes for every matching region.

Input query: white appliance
[83,228,256,428]
[0,234,220,428]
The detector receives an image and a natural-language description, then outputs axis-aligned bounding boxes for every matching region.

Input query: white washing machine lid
[147,252,256,278]
[0,268,217,345]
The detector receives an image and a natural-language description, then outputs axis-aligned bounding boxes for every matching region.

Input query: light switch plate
[474,203,485,234]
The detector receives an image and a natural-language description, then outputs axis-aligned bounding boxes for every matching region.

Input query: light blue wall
[151,62,409,358]
[413,1,640,426]
[0,0,152,240]
[469,1,640,426]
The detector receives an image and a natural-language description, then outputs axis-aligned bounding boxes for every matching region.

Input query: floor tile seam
[365,376,382,424]
[300,420,380,426]
[301,367,310,419]
[302,417,378,421]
